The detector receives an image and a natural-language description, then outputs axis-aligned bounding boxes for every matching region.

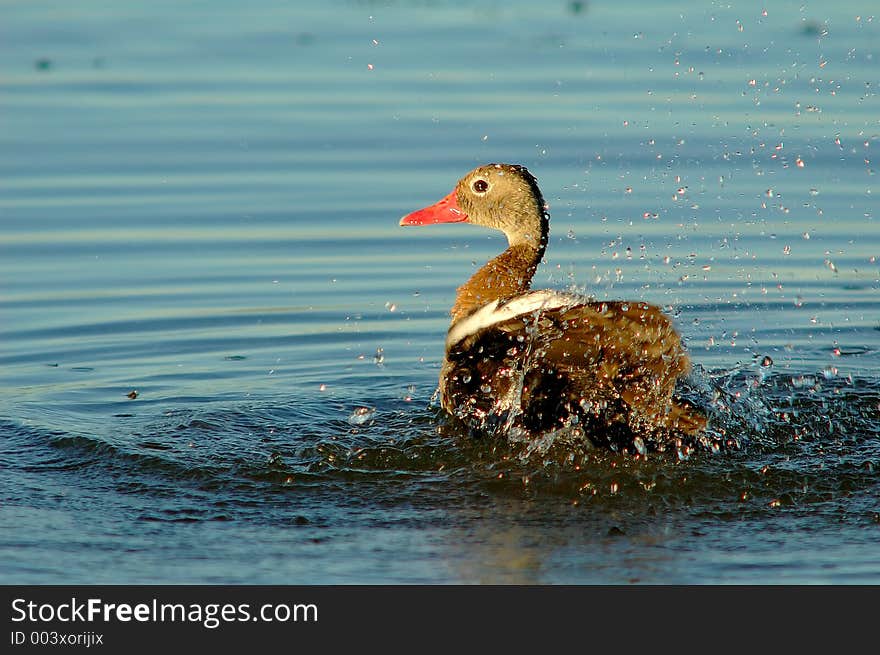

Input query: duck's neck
[450,242,544,324]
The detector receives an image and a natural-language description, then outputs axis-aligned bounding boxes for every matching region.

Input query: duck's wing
[537,300,706,434]
[444,292,705,436]
[539,300,689,391]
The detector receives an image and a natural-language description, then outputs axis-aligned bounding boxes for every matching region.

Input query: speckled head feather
[453,163,549,258]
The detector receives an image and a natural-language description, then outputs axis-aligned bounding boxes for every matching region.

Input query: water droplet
[374,347,385,365]
[480,383,492,393]
[791,375,816,389]
[348,406,377,425]
[385,301,397,312]
[632,436,647,456]
[824,259,838,273]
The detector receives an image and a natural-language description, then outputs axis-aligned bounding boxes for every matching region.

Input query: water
[1,0,878,583]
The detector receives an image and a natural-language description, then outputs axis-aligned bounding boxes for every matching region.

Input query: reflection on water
[0,0,878,583]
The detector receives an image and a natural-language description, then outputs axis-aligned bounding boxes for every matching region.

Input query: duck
[400,163,706,452]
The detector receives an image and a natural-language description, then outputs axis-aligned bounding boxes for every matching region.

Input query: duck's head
[400,163,548,251]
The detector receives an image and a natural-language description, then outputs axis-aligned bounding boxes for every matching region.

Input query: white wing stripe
[445,290,576,349]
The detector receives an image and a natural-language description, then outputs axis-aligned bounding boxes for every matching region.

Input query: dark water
[2,1,878,583]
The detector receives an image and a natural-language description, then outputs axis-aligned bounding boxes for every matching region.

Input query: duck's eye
[472,179,489,194]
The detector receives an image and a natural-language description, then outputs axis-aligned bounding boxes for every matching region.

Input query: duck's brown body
[401,163,705,451]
